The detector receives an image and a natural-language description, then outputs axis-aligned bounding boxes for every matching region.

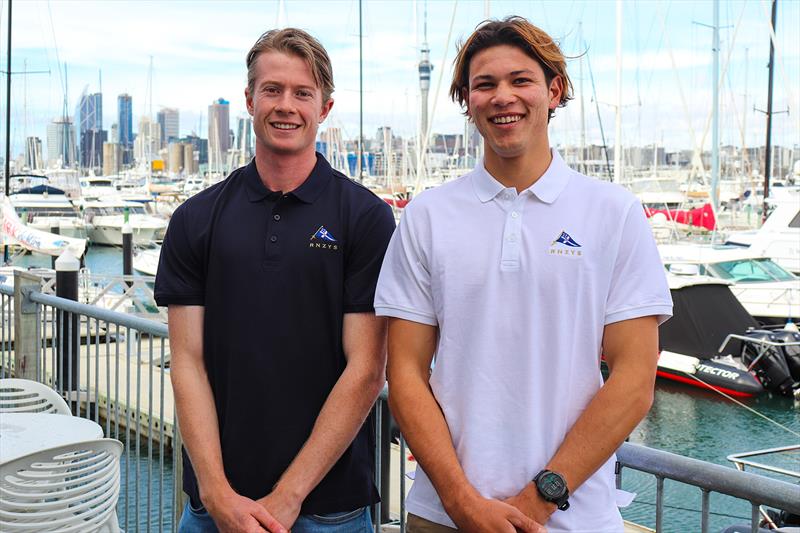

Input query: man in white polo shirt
[375,16,672,533]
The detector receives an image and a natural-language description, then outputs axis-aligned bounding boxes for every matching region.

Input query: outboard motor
[769,327,800,382]
[741,330,795,396]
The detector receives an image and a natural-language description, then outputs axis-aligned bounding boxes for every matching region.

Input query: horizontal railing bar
[617,442,800,513]
[28,292,168,336]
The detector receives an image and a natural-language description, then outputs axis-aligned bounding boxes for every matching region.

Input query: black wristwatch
[533,469,570,511]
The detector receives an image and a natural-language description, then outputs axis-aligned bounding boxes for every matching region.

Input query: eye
[513,77,533,85]
[296,89,314,98]
[473,82,494,90]
[263,86,280,95]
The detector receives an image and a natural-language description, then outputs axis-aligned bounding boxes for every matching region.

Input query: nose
[275,91,294,113]
[491,81,515,106]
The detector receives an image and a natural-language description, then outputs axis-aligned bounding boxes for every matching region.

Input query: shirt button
[511,211,519,219]
[270,235,278,243]
[273,214,281,221]
[507,234,517,242]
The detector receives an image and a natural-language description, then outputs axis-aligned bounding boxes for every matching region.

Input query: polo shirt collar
[471,148,571,204]
[245,152,332,204]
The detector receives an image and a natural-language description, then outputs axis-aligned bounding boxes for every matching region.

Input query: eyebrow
[259,80,316,91]
[470,69,537,84]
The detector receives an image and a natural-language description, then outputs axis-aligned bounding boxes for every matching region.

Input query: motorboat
[79,176,119,201]
[659,243,800,326]
[80,199,168,246]
[657,275,799,398]
[7,176,88,238]
[726,189,799,275]
[132,244,160,276]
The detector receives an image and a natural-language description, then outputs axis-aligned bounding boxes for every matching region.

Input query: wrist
[272,478,307,509]
[440,483,481,517]
[199,480,234,510]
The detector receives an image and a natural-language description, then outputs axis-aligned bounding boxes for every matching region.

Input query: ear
[548,75,564,110]
[319,98,334,123]
[462,87,472,119]
[245,86,254,116]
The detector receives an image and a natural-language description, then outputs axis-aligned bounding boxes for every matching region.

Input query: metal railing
[2,274,798,533]
[1,272,179,533]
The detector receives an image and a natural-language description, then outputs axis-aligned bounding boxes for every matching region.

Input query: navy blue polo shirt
[154,153,395,514]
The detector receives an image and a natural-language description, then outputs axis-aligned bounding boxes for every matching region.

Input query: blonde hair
[450,16,573,121]
[246,28,334,102]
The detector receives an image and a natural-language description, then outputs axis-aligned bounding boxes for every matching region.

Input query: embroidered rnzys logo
[549,230,582,258]
[310,226,339,250]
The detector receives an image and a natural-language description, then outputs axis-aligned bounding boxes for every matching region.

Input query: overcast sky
[1,0,798,159]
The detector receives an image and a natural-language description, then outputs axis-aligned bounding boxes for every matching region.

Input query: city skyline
[1,0,798,164]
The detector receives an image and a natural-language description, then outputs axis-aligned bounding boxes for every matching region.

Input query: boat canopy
[13,184,67,196]
[660,283,759,359]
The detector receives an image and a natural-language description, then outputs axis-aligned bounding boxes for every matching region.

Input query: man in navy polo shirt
[155,28,395,533]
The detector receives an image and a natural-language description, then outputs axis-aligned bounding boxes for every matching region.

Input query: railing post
[13,270,41,380]
[55,249,80,399]
[380,400,392,525]
[122,220,133,288]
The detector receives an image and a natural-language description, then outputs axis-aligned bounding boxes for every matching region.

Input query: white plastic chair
[0,378,71,414]
[0,438,123,533]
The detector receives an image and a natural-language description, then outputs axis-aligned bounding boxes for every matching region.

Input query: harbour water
[14,246,800,532]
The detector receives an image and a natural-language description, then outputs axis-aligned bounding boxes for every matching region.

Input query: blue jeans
[178,501,373,533]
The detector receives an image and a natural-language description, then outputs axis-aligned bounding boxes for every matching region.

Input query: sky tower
[418,6,433,141]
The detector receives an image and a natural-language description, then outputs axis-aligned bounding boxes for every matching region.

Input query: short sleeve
[374,202,438,326]
[154,205,206,307]
[604,200,672,325]
[342,201,396,313]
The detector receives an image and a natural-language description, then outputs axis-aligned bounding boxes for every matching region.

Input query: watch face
[539,472,566,499]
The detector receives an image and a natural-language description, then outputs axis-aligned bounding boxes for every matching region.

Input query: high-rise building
[118,94,133,165]
[78,92,102,132]
[235,116,253,164]
[182,134,208,166]
[157,107,179,148]
[46,117,78,168]
[134,116,161,163]
[103,142,121,175]
[208,98,230,172]
[25,137,43,170]
[78,91,105,169]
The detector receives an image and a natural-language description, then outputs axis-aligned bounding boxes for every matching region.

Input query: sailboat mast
[579,22,586,175]
[762,0,777,219]
[711,0,720,211]
[3,0,10,262]
[357,0,363,181]
[614,0,622,184]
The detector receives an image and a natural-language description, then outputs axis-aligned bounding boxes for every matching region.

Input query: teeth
[273,123,300,130]
[492,115,521,124]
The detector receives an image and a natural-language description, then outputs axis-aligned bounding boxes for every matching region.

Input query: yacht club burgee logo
[549,230,582,257]
[310,226,339,250]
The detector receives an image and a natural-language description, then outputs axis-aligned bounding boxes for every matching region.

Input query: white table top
[0,413,104,464]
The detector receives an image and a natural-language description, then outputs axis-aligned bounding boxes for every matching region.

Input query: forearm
[547,367,653,493]
[171,356,230,502]
[389,370,477,513]
[273,362,385,501]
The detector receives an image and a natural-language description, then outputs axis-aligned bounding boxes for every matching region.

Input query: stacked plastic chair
[0,378,71,414]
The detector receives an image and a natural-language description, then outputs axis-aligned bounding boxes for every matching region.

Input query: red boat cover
[645,203,716,231]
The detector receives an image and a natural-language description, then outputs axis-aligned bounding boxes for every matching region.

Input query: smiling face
[245,51,333,159]
[466,44,563,163]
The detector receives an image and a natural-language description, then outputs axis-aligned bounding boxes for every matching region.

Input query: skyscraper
[25,137,43,170]
[208,98,230,172]
[46,117,78,168]
[118,94,133,165]
[78,91,105,169]
[235,116,253,165]
[157,107,180,148]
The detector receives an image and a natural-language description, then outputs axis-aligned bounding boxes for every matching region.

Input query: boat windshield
[707,258,796,283]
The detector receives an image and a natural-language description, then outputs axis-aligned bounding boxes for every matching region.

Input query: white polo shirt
[375,150,672,532]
